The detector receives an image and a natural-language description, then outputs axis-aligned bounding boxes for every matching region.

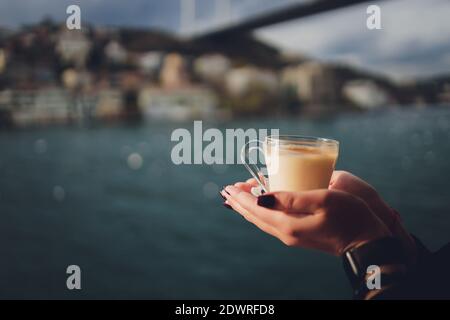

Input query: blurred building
[104,40,128,65]
[138,86,217,121]
[136,51,163,75]
[438,83,450,104]
[343,80,390,109]
[0,48,6,74]
[0,89,12,123]
[95,89,123,120]
[0,89,12,107]
[225,66,278,96]
[194,54,231,83]
[61,68,79,90]
[56,29,92,68]
[281,62,339,106]
[12,88,72,126]
[160,53,189,89]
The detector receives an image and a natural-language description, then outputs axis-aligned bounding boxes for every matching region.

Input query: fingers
[329,171,400,232]
[330,170,343,183]
[224,185,285,228]
[329,170,352,188]
[233,177,260,193]
[220,190,282,239]
[234,182,254,193]
[329,170,377,201]
[221,186,335,249]
[245,178,259,186]
[258,190,332,214]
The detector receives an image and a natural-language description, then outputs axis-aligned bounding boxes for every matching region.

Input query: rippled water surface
[1,107,450,299]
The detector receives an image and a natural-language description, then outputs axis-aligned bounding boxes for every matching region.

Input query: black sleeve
[371,240,450,299]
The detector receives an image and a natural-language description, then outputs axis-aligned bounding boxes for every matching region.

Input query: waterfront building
[160,53,189,89]
[225,66,278,96]
[281,62,339,106]
[194,54,231,83]
[343,80,390,109]
[56,29,92,68]
[138,86,217,121]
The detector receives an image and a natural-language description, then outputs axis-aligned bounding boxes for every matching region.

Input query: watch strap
[342,237,408,291]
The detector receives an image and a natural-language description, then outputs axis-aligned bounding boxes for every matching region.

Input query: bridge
[183,0,386,40]
[179,0,386,68]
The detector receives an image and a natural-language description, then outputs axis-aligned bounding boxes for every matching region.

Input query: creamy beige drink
[265,141,338,192]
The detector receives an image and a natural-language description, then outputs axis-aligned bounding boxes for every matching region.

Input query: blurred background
[0,0,449,299]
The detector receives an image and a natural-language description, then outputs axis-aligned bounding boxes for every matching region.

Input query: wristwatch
[342,236,408,298]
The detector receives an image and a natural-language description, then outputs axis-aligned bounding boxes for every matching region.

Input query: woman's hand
[329,171,417,262]
[329,171,399,230]
[221,185,391,256]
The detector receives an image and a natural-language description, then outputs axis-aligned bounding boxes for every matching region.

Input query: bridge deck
[193,0,384,40]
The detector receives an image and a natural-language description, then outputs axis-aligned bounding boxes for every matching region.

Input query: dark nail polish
[257,194,276,208]
[223,203,232,210]
[219,191,226,200]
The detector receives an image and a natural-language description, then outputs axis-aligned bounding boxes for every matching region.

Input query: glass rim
[266,135,339,146]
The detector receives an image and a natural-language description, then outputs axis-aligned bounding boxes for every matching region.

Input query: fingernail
[223,203,232,210]
[219,191,226,200]
[222,187,230,195]
[257,194,276,208]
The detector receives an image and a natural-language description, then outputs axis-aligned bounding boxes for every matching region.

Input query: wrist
[342,236,409,299]
[342,226,392,255]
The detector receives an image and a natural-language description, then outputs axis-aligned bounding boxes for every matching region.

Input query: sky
[1,0,449,81]
[256,0,450,81]
[0,0,295,31]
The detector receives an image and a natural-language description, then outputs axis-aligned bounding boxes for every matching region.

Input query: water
[1,107,450,299]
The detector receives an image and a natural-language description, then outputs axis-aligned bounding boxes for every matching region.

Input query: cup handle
[240,140,269,193]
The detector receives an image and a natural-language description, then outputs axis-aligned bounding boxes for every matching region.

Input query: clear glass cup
[241,135,339,193]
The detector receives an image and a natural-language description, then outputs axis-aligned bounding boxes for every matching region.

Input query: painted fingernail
[219,191,226,200]
[223,203,232,210]
[257,194,276,208]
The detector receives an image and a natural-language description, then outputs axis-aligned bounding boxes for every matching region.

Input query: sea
[1,106,449,299]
